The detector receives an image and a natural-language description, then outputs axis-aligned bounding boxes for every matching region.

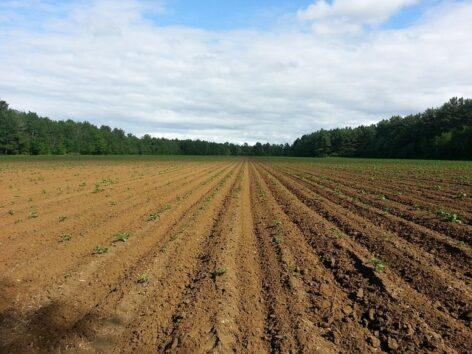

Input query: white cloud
[298,0,419,34]
[0,0,471,144]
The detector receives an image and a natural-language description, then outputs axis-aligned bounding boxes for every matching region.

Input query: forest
[0,97,471,159]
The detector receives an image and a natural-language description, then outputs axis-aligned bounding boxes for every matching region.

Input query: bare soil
[0,157,470,353]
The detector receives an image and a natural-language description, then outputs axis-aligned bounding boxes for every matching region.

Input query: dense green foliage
[0,100,288,156]
[292,97,472,159]
[1,98,470,159]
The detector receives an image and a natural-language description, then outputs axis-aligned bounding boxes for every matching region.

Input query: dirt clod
[387,337,399,350]
[343,305,353,315]
[368,308,375,321]
[369,336,381,348]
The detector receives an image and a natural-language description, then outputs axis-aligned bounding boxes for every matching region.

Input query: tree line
[292,97,471,160]
[1,98,471,159]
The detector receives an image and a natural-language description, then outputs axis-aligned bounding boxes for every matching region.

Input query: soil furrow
[251,163,370,353]
[0,162,239,352]
[1,157,471,353]
[281,164,472,235]
[114,162,245,353]
[258,162,471,323]
[0,164,218,272]
[280,165,472,280]
[255,162,471,353]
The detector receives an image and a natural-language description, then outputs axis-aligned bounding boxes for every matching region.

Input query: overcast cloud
[0,0,471,144]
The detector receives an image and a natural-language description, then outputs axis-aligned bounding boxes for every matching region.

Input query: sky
[0,0,471,144]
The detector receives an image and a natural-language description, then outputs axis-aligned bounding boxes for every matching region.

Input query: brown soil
[0,157,470,353]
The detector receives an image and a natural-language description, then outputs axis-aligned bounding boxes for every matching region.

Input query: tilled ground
[0,157,470,353]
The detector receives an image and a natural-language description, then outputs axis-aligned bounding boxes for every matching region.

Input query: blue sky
[4,0,441,29]
[381,0,444,29]
[0,0,441,32]
[150,0,434,30]
[0,0,471,143]
[149,0,315,30]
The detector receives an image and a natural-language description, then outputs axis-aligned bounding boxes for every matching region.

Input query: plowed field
[0,156,471,353]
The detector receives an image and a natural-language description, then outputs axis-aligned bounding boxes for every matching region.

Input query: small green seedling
[288,265,301,273]
[115,232,130,242]
[273,235,283,244]
[370,258,386,273]
[456,192,467,199]
[213,267,227,276]
[378,195,387,201]
[92,184,104,193]
[272,220,282,227]
[137,273,149,284]
[8,210,15,215]
[436,210,461,223]
[28,210,39,219]
[148,213,159,221]
[93,245,108,254]
[330,227,344,239]
[60,234,72,242]
[101,178,116,186]
[59,215,67,222]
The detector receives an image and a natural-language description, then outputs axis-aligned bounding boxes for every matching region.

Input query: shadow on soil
[0,281,98,352]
